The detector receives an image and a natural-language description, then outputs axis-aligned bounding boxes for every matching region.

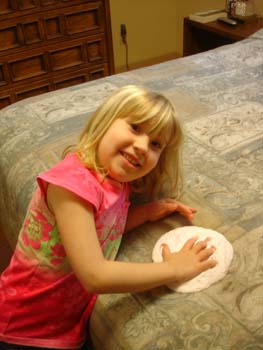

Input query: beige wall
[110,0,178,71]
[255,0,263,15]
[110,0,263,71]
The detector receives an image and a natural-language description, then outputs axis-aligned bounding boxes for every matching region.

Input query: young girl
[0,85,216,350]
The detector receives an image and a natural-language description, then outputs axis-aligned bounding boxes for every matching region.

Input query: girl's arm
[47,185,215,294]
[125,199,197,232]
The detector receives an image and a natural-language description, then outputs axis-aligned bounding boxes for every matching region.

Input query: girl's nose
[134,134,149,154]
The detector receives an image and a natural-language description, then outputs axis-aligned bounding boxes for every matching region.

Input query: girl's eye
[130,124,140,132]
[151,140,162,149]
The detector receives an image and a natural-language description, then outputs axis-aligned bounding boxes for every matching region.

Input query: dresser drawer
[1,34,107,85]
[0,2,104,55]
[0,63,109,107]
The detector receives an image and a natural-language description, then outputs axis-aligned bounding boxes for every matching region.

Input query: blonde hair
[65,85,183,199]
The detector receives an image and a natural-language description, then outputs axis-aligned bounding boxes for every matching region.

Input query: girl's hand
[146,198,197,222]
[162,237,217,283]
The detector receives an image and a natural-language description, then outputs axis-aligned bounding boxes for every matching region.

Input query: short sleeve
[37,154,103,211]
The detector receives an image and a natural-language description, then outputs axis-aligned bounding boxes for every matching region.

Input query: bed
[0,29,263,350]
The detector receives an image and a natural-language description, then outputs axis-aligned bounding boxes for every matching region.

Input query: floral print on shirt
[20,208,67,269]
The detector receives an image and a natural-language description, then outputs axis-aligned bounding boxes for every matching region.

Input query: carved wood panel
[22,20,43,44]
[44,16,63,39]
[0,1,16,17]
[16,82,51,101]
[0,95,12,108]
[17,0,39,11]
[9,53,48,82]
[0,63,109,108]
[0,2,103,55]
[50,43,85,71]
[4,34,106,85]
[0,65,6,86]
[0,0,114,107]
[0,25,20,51]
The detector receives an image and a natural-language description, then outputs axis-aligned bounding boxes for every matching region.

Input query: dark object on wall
[120,23,129,71]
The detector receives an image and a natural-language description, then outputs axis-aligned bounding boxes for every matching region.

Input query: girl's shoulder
[37,153,102,206]
[38,152,99,187]
[37,153,129,210]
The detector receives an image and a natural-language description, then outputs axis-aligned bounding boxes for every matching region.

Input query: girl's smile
[120,151,142,168]
[97,118,167,182]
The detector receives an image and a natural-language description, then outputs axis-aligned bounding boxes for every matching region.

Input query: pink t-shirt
[0,153,130,349]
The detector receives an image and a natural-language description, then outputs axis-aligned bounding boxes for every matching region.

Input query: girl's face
[97,118,168,182]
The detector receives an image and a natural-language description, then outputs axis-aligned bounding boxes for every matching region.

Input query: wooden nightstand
[183,16,263,56]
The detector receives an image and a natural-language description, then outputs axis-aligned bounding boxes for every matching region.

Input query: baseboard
[115,52,182,73]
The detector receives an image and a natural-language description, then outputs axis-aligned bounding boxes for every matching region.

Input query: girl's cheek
[153,151,162,162]
[149,153,160,168]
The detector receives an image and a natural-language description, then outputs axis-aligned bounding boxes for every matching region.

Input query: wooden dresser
[0,0,114,108]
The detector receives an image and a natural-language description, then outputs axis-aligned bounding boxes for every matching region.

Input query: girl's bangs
[130,104,177,145]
